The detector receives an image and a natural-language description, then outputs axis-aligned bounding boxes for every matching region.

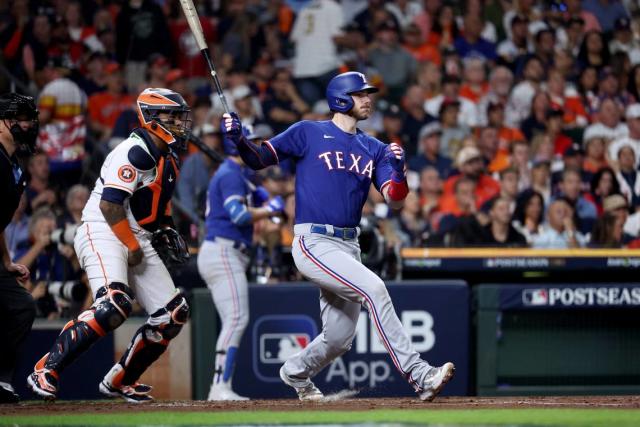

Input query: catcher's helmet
[136,88,192,150]
[326,72,378,113]
[0,93,39,156]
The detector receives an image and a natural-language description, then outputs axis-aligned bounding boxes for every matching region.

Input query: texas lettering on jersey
[317,151,374,178]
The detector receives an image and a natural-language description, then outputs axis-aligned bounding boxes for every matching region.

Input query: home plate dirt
[2,396,640,416]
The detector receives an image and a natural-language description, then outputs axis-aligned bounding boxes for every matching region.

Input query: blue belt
[310,224,358,240]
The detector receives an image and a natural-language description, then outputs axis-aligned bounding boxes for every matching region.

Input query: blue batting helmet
[326,72,378,113]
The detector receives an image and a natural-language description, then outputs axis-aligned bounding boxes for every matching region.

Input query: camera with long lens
[47,280,87,302]
[359,215,385,271]
[50,223,80,245]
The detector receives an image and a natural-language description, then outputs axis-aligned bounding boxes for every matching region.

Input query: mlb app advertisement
[232,282,469,398]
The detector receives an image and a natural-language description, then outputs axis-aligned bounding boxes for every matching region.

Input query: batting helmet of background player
[222,125,253,156]
[0,93,39,156]
[325,72,379,113]
[136,88,192,150]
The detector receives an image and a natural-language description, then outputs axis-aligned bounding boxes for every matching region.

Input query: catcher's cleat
[0,382,20,404]
[99,380,153,403]
[279,365,324,402]
[418,362,455,402]
[27,369,58,401]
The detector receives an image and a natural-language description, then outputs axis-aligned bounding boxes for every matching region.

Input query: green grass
[2,409,640,427]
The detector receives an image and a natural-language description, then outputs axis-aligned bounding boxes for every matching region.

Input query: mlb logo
[522,288,548,306]
[252,314,318,382]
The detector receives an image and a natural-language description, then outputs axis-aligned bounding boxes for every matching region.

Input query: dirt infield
[2,396,639,416]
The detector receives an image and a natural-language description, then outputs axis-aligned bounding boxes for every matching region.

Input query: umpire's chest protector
[127,129,180,232]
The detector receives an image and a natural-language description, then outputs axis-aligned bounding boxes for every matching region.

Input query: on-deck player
[221,71,455,401]
[198,128,285,401]
[28,88,191,403]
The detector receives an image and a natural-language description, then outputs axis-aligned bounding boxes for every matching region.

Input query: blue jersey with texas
[205,158,253,245]
[268,120,393,228]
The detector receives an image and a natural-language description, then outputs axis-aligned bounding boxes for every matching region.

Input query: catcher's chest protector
[128,129,180,232]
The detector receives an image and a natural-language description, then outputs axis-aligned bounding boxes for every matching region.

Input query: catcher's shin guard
[34,282,134,374]
[110,293,189,387]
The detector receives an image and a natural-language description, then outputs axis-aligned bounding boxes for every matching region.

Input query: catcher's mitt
[151,228,189,267]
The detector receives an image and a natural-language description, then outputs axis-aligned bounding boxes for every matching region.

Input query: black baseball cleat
[99,380,153,403]
[0,382,20,404]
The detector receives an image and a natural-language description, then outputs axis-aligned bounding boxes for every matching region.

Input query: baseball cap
[612,138,638,160]
[104,62,120,75]
[615,17,631,31]
[599,66,616,80]
[603,194,628,212]
[231,85,252,100]
[626,103,640,119]
[195,123,218,138]
[545,107,563,119]
[263,166,287,181]
[247,123,273,140]
[419,122,442,139]
[383,104,403,119]
[532,158,551,169]
[582,124,610,144]
[377,19,399,33]
[456,146,482,166]
[564,143,584,157]
[511,14,529,26]
[148,53,169,68]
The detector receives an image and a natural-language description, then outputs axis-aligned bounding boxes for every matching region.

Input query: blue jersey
[268,120,393,228]
[204,159,253,245]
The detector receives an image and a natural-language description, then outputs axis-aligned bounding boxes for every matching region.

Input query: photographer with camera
[0,93,39,403]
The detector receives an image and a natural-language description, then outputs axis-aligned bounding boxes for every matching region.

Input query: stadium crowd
[2,0,640,318]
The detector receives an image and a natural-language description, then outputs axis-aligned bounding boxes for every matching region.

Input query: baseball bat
[179,0,231,114]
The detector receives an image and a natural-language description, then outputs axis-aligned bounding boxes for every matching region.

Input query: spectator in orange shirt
[459,56,488,104]
[437,176,477,235]
[546,68,589,127]
[477,125,509,173]
[402,23,441,65]
[442,145,501,209]
[87,62,134,142]
[486,101,526,161]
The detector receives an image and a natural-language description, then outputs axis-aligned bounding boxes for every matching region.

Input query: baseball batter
[199,130,284,401]
[222,72,455,401]
[28,88,191,403]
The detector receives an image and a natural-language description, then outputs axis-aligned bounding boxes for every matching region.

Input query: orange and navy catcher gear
[32,283,134,377]
[136,88,192,151]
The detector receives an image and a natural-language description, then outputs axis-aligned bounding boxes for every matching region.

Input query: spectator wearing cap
[36,57,87,186]
[485,101,527,162]
[554,168,598,233]
[497,14,531,66]
[609,17,640,65]
[231,85,264,129]
[561,15,586,57]
[177,124,223,218]
[402,23,441,65]
[612,141,640,209]
[502,0,544,42]
[546,107,573,156]
[459,56,489,104]
[563,0,601,32]
[552,143,588,189]
[290,0,344,104]
[582,0,629,33]
[442,146,501,210]
[368,18,418,103]
[532,198,587,248]
[408,122,452,178]
[520,91,550,141]
[145,53,170,89]
[401,85,436,157]
[585,167,621,216]
[608,104,640,163]
[115,0,172,91]
[505,55,545,128]
[590,194,630,248]
[477,66,514,126]
[453,14,497,62]
[262,68,310,134]
[439,98,471,159]
[379,104,410,149]
[597,66,633,108]
[87,62,134,143]
[425,74,478,129]
[532,28,556,69]
[581,126,610,178]
[546,68,589,128]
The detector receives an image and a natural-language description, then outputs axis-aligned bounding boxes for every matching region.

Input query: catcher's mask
[136,88,192,151]
[0,93,39,157]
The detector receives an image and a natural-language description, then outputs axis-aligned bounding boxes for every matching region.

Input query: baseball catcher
[28,88,191,403]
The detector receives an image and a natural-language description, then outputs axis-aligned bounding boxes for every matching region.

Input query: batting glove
[252,186,270,207]
[386,143,406,179]
[265,196,284,215]
[221,112,242,140]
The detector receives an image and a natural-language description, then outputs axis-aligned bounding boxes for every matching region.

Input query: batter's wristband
[110,219,140,251]
[388,179,409,201]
